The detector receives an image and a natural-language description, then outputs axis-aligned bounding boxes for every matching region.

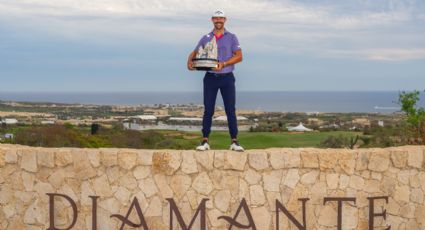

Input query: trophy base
[192,58,218,71]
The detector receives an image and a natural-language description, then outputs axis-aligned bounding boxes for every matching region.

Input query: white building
[1,118,18,125]
[287,123,313,132]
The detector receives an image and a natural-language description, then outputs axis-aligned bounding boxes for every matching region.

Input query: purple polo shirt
[194,29,241,74]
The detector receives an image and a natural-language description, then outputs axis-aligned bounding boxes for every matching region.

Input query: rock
[55,149,73,167]
[20,149,37,173]
[338,150,356,175]
[251,206,271,229]
[368,150,390,172]
[319,150,338,170]
[248,151,269,170]
[138,177,159,198]
[93,174,113,197]
[181,150,199,174]
[118,150,138,170]
[326,174,339,189]
[283,149,301,168]
[37,149,55,168]
[363,179,380,193]
[87,149,100,167]
[283,169,300,189]
[152,151,181,175]
[415,205,425,227]
[33,182,55,204]
[80,181,95,206]
[23,199,46,224]
[145,196,162,217]
[73,150,97,180]
[411,188,424,204]
[114,187,131,205]
[21,171,35,191]
[394,185,410,203]
[214,190,231,212]
[263,170,282,192]
[318,205,337,227]
[349,175,364,190]
[300,150,319,168]
[224,151,247,171]
[137,150,154,165]
[192,172,214,195]
[356,151,369,171]
[214,151,225,168]
[267,148,285,169]
[170,174,192,199]
[133,166,151,180]
[194,150,214,171]
[101,149,118,167]
[5,149,18,163]
[407,147,424,169]
[244,168,262,185]
[339,174,350,189]
[249,185,266,206]
[154,174,173,198]
[390,150,408,168]
[300,170,319,185]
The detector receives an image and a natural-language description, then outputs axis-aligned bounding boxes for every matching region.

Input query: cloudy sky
[0,0,424,92]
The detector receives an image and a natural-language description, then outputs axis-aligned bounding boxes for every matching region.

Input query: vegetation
[398,90,425,143]
[1,124,360,149]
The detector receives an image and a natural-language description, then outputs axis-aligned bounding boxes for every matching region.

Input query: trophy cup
[192,37,218,71]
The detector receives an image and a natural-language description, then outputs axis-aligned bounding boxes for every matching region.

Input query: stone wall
[1,144,425,229]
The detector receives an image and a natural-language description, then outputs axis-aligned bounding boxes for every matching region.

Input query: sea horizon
[1,90,424,113]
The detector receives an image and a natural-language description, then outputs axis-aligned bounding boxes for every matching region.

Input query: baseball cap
[212,9,226,18]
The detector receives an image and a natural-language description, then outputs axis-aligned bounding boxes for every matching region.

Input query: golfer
[187,9,244,151]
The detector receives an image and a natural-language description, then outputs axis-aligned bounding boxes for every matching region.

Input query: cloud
[0,0,424,61]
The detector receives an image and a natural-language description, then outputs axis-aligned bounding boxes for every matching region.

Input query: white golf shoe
[230,141,244,152]
[196,141,210,151]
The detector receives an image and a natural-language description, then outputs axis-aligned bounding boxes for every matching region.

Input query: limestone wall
[1,144,425,229]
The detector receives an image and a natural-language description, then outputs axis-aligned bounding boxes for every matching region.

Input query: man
[187,9,244,151]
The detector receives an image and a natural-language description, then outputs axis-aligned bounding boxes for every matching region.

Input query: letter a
[218,198,256,229]
[110,197,149,230]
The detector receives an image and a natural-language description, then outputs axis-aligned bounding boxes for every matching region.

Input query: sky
[0,0,424,92]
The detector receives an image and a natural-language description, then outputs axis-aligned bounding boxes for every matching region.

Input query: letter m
[166,198,208,230]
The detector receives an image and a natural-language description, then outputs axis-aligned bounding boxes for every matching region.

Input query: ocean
[1,91,424,113]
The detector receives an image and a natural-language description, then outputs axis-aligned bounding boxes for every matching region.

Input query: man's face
[212,17,226,30]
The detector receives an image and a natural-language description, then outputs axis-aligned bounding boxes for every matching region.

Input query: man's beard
[214,23,224,29]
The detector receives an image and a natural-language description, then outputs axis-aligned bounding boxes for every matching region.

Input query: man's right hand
[187,60,195,71]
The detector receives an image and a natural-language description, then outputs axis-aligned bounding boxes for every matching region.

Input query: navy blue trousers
[202,72,238,139]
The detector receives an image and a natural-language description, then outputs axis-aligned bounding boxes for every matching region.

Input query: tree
[398,90,425,142]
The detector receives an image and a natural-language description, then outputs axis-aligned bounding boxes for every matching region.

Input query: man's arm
[214,49,243,71]
[187,50,197,71]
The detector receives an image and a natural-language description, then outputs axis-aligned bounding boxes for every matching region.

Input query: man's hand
[187,60,195,71]
[187,51,197,71]
[213,62,225,71]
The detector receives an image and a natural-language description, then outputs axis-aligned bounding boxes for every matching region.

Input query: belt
[206,72,233,77]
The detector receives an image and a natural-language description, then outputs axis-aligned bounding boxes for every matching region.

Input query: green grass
[160,130,360,149]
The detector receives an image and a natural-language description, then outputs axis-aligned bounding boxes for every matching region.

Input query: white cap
[212,9,226,18]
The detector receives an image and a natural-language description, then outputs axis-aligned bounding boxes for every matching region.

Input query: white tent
[287,122,313,132]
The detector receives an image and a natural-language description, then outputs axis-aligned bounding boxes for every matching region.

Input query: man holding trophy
[187,10,244,151]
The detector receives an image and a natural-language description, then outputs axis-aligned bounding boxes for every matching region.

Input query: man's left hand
[214,62,225,71]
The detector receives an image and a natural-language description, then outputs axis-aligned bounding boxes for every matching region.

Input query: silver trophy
[192,37,218,71]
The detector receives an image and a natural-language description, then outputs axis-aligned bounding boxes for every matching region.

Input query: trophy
[192,37,218,71]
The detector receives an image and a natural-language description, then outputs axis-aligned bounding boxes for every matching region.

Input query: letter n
[275,198,309,230]
[167,198,208,230]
